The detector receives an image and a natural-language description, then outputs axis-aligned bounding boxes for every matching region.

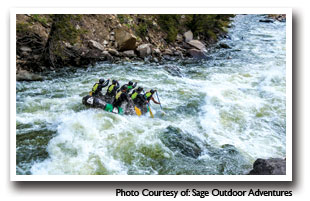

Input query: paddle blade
[135,106,142,116]
[149,107,154,118]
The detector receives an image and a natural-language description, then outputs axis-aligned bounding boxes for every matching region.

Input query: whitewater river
[16,15,286,175]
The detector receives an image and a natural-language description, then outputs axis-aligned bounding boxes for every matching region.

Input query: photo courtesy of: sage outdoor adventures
[15,14,287,176]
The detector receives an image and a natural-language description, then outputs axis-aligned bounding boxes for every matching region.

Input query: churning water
[16,15,286,175]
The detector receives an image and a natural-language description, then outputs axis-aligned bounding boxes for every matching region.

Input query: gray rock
[259,19,274,23]
[107,48,119,56]
[164,65,183,77]
[153,48,161,56]
[16,70,43,81]
[176,34,183,42]
[174,50,184,59]
[103,40,109,45]
[183,30,193,42]
[187,40,206,50]
[109,35,115,41]
[219,43,231,49]
[88,40,105,51]
[122,50,136,57]
[163,49,173,55]
[188,48,208,60]
[136,43,152,58]
[248,158,286,175]
[102,51,114,61]
[160,126,202,158]
[115,28,137,51]
[20,46,32,52]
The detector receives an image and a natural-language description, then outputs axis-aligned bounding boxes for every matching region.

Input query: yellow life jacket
[92,83,99,93]
[108,84,115,93]
[115,91,122,100]
[145,92,152,100]
[131,92,138,100]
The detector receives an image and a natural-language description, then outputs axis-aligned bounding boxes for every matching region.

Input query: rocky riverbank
[16,14,234,81]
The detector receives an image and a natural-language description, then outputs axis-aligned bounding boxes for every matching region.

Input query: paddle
[155,91,163,110]
[135,106,142,116]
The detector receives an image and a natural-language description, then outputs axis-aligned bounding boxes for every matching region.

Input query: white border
[10,8,292,181]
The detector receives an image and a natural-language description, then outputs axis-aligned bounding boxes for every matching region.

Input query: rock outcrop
[248,158,286,175]
[16,14,233,74]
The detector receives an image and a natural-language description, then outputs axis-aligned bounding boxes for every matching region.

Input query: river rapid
[16,15,286,175]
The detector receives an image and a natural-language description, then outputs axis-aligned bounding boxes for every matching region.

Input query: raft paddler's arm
[133,82,137,89]
[102,79,110,87]
[151,97,160,104]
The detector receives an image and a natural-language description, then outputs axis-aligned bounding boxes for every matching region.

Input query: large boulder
[248,158,286,175]
[136,43,152,58]
[187,40,206,50]
[115,28,137,51]
[183,30,193,42]
[88,40,105,51]
[16,70,43,81]
[188,48,208,60]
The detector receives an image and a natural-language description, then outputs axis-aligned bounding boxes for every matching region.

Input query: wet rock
[187,40,206,50]
[188,48,208,60]
[88,40,105,51]
[259,19,274,23]
[184,30,193,42]
[248,158,286,175]
[115,28,137,51]
[219,43,231,49]
[16,70,43,81]
[160,126,202,158]
[122,50,136,58]
[164,65,183,77]
[136,43,152,58]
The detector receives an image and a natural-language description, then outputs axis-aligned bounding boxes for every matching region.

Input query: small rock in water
[219,43,231,49]
[164,65,183,77]
[259,19,274,23]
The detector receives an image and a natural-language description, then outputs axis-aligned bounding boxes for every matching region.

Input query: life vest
[115,91,122,100]
[131,91,138,100]
[145,92,152,100]
[92,83,99,94]
[128,85,133,90]
[108,84,115,93]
